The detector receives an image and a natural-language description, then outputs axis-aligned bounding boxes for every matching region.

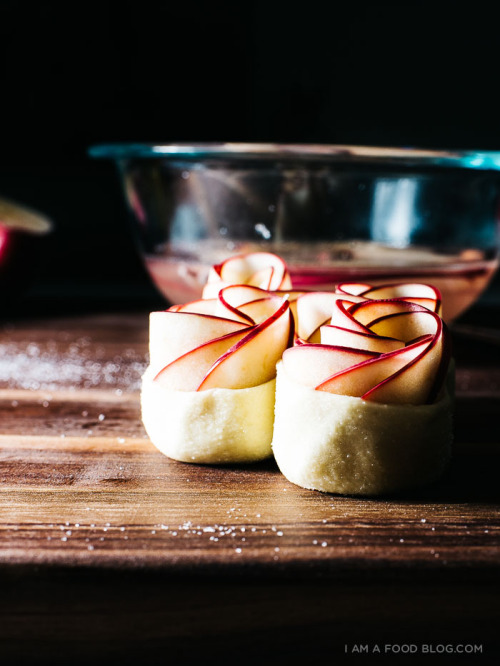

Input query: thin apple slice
[320,324,404,353]
[202,251,292,297]
[217,284,285,324]
[282,343,378,388]
[237,296,290,325]
[169,298,219,315]
[360,282,442,314]
[0,197,53,234]
[370,313,449,405]
[337,281,442,315]
[149,310,251,371]
[198,299,293,390]
[154,328,252,391]
[330,299,374,334]
[363,333,446,404]
[218,284,272,310]
[368,310,439,342]
[174,294,261,324]
[221,251,291,290]
[296,292,340,341]
[335,282,372,296]
[367,304,449,403]
[349,299,440,343]
[316,336,434,402]
[296,291,368,342]
[248,266,275,290]
[202,265,224,298]
[348,299,435,332]
[274,289,307,334]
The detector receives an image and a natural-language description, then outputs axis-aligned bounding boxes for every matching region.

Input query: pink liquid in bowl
[145,241,499,323]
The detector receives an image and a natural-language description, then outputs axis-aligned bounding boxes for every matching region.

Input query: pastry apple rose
[141,284,294,464]
[202,251,293,298]
[202,251,306,334]
[272,285,454,496]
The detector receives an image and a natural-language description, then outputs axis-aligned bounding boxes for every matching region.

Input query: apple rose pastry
[141,285,294,464]
[202,251,307,334]
[202,251,293,298]
[272,285,454,496]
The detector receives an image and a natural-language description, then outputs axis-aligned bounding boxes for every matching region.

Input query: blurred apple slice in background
[0,196,53,303]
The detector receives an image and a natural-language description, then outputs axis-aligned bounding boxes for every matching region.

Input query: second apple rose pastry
[202,251,293,298]
[202,251,306,329]
[272,284,454,496]
[141,284,294,464]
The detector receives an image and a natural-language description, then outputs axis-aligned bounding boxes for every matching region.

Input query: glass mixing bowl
[89,143,500,321]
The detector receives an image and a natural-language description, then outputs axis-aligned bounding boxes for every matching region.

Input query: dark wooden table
[0,301,499,665]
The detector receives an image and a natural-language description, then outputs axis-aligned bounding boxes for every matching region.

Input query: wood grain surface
[0,309,499,665]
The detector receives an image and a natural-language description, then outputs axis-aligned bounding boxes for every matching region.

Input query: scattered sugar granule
[0,341,146,391]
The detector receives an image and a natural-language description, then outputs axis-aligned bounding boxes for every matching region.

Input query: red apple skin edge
[348,299,450,404]
[197,300,294,391]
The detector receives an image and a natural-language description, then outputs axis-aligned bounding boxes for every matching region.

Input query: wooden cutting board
[0,310,499,665]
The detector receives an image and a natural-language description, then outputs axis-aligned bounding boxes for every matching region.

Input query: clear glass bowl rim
[88,142,500,170]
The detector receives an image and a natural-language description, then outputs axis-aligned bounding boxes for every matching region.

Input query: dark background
[1,0,499,310]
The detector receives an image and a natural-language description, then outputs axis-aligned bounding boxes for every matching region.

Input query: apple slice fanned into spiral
[200,252,306,336]
[153,285,293,392]
[149,308,250,374]
[294,290,369,342]
[202,251,292,298]
[283,295,450,405]
[198,298,293,390]
[319,323,404,354]
[337,282,442,315]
